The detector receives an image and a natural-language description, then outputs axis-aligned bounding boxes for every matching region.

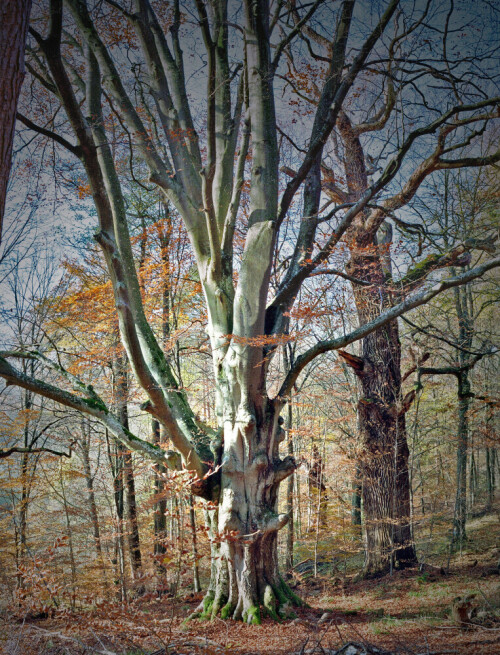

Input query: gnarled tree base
[189,575,304,624]
[188,532,306,624]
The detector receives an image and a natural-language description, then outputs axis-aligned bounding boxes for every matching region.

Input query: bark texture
[337,110,416,574]
[0,0,31,241]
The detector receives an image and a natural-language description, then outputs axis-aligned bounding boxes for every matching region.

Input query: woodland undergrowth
[1,513,499,655]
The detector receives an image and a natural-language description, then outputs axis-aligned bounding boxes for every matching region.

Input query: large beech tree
[1,0,499,620]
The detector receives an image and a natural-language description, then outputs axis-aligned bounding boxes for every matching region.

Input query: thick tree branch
[0,356,162,463]
[417,349,494,382]
[65,0,190,210]
[0,355,203,477]
[277,255,500,397]
[436,149,500,169]
[274,455,297,484]
[394,237,497,290]
[310,267,371,286]
[26,0,210,480]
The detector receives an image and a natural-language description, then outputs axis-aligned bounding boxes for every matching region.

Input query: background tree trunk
[114,350,142,578]
[107,431,127,604]
[285,401,295,571]
[485,446,495,511]
[452,280,473,547]
[188,494,201,594]
[342,255,416,575]
[351,465,362,528]
[79,420,108,591]
[0,0,31,242]
[337,112,416,576]
[152,419,167,575]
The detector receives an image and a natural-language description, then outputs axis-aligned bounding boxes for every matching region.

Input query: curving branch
[277,255,500,398]
[0,355,160,462]
[271,0,325,73]
[0,445,73,459]
[65,0,189,209]
[23,0,211,480]
[277,0,400,224]
[0,354,194,473]
[364,100,500,234]
[16,112,82,157]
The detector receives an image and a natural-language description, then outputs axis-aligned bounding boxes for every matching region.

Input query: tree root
[185,590,215,622]
[187,576,306,624]
[242,604,261,625]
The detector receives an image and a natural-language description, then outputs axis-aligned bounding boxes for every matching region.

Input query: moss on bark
[242,604,261,625]
[263,585,280,621]
[278,576,308,608]
[199,590,215,620]
[220,601,235,620]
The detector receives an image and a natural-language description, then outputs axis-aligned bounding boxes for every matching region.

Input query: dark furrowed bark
[0,0,31,242]
[344,245,417,574]
[353,326,416,574]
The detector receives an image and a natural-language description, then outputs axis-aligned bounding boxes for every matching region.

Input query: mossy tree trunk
[191,407,301,623]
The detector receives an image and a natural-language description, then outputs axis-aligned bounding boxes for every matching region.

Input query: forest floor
[1,514,499,655]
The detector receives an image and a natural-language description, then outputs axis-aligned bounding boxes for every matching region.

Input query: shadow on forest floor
[1,513,499,654]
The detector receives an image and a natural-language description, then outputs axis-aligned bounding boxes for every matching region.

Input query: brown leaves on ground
[1,521,499,655]
[2,567,499,655]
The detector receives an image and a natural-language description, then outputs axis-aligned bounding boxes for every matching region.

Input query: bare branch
[271,0,325,72]
[16,112,82,157]
[0,446,73,459]
[277,0,400,224]
[278,255,500,397]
